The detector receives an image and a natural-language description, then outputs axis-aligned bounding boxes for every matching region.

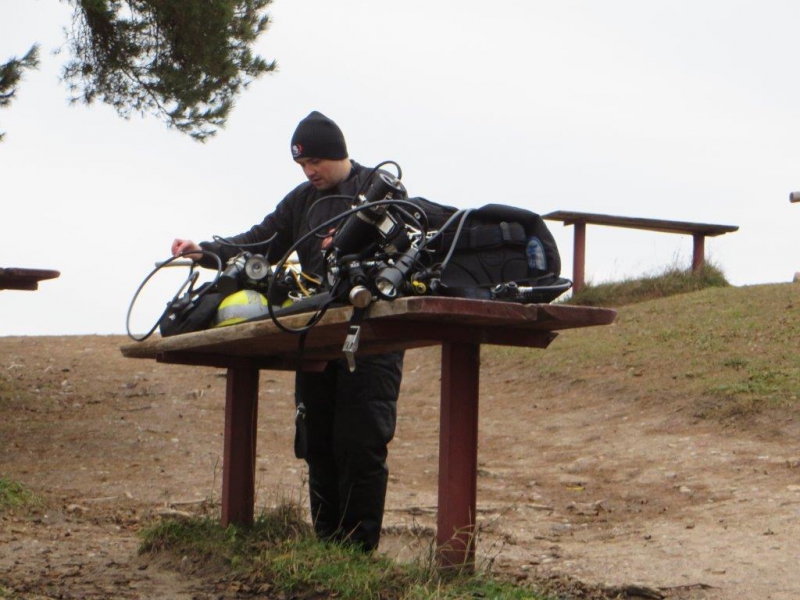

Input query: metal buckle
[342,325,361,372]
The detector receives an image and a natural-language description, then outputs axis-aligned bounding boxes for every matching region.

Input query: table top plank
[121,297,616,363]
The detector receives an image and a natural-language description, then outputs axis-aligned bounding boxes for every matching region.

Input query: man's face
[295,157,347,191]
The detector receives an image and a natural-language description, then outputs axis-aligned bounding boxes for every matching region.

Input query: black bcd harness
[413,201,571,304]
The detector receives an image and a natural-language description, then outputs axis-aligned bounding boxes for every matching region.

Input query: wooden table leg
[436,341,480,568]
[221,364,260,527]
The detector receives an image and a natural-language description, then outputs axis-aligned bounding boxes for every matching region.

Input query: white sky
[2,0,800,336]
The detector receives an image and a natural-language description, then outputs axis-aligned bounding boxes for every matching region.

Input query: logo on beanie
[291,143,303,158]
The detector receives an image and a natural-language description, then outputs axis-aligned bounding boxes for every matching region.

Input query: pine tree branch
[0,45,41,141]
[61,0,276,141]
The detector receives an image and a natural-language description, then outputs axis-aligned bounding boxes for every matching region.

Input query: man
[172,111,404,552]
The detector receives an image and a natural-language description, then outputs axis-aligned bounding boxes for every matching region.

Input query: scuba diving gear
[126,250,223,342]
[214,289,270,327]
[420,203,570,302]
[218,252,272,296]
[128,161,570,345]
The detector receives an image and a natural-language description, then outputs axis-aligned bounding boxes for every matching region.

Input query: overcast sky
[2,0,800,336]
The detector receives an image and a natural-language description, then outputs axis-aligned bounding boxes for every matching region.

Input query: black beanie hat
[290,111,348,160]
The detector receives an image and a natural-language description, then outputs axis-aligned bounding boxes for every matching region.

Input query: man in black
[172,111,403,552]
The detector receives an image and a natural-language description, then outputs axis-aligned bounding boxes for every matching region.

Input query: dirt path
[1,336,799,599]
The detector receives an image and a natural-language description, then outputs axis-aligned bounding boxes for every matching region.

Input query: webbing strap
[433,284,493,300]
[443,221,527,250]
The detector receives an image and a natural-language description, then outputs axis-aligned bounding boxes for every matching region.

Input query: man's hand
[321,228,337,251]
[171,238,203,261]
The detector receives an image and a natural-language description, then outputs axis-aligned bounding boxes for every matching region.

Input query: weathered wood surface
[0,267,61,291]
[543,210,738,236]
[120,297,617,368]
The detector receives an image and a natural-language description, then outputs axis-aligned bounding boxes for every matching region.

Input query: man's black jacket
[198,161,393,277]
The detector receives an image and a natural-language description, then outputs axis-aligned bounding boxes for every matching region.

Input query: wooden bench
[121,296,615,567]
[0,267,61,291]
[543,211,738,293]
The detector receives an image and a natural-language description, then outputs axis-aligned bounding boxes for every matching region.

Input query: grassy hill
[488,281,800,423]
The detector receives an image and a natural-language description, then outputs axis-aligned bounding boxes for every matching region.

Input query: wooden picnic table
[543,211,738,293]
[0,267,60,291]
[120,296,616,566]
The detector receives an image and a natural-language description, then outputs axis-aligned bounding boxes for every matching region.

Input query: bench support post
[436,341,480,568]
[692,233,705,272]
[221,364,260,527]
[572,221,587,293]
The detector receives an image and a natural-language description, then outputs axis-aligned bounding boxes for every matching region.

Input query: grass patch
[140,503,548,599]
[0,477,39,511]
[565,263,729,308]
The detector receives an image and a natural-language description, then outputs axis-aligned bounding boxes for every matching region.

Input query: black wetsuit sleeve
[197,186,306,269]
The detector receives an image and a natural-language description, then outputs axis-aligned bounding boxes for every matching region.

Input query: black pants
[295,351,403,552]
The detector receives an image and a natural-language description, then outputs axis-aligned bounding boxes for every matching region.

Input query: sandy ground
[1,335,799,599]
